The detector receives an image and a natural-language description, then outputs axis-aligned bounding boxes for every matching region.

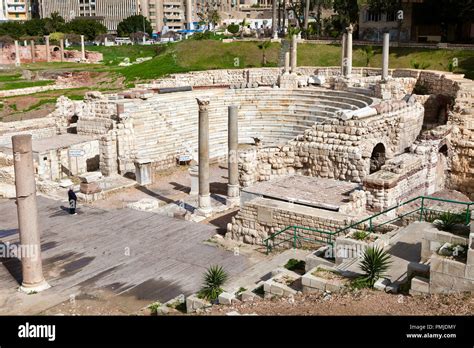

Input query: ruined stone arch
[369,143,386,174]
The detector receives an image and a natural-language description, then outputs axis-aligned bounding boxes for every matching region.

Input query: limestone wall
[227,197,353,246]
[0,117,58,147]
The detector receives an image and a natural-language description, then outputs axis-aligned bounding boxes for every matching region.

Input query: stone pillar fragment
[30,40,35,63]
[186,0,193,30]
[284,51,290,74]
[344,25,353,77]
[272,0,278,38]
[341,33,347,75]
[14,40,20,66]
[12,135,49,293]
[382,32,390,81]
[59,39,64,62]
[197,98,212,215]
[227,105,239,206]
[45,35,50,62]
[290,34,297,73]
[80,35,85,61]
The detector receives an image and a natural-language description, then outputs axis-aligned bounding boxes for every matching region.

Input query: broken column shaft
[341,33,347,75]
[227,105,239,205]
[197,98,212,215]
[344,25,353,77]
[290,34,297,73]
[382,32,390,81]
[284,51,290,74]
[14,40,20,67]
[59,39,64,63]
[80,35,85,61]
[45,35,50,63]
[12,134,49,293]
[30,40,35,63]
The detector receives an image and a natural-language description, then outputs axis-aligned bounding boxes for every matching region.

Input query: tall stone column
[185,0,192,30]
[12,135,49,293]
[382,32,390,81]
[59,39,64,62]
[344,24,353,77]
[30,40,35,63]
[80,35,85,60]
[341,33,347,75]
[45,35,50,62]
[284,51,290,74]
[290,34,297,73]
[197,98,212,215]
[14,40,20,67]
[272,0,278,38]
[227,105,239,206]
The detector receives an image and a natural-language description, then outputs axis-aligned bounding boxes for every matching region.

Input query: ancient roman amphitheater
[0,39,473,310]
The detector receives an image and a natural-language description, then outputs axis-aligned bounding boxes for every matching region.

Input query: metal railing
[263,196,473,254]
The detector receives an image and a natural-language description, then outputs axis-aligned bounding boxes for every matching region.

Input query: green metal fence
[263,196,473,254]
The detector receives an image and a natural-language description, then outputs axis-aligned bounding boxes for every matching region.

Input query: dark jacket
[68,189,77,201]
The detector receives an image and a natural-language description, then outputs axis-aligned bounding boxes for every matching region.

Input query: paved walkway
[0,196,250,314]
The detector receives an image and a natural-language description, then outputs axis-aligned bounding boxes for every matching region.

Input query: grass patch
[1,80,55,90]
[0,73,22,82]
[284,258,306,274]
[68,45,159,66]
[22,98,57,112]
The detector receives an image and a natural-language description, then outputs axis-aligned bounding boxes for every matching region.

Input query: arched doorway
[435,144,449,191]
[370,143,386,174]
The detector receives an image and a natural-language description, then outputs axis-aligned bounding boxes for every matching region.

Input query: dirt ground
[204,290,474,316]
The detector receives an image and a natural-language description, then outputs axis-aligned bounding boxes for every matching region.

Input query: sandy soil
[205,290,474,316]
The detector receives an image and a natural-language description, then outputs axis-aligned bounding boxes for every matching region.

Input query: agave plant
[198,265,229,302]
[359,246,392,288]
[434,211,464,232]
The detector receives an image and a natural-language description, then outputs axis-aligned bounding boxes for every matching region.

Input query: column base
[226,196,240,207]
[197,195,213,216]
[19,279,50,294]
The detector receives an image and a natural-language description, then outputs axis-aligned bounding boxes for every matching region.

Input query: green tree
[63,19,107,41]
[0,21,26,39]
[117,15,152,37]
[227,23,240,35]
[257,41,271,65]
[333,0,359,27]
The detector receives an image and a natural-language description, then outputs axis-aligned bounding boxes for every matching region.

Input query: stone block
[407,262,430,279]
[241,290,259,302]
[430,271,474,294]
[79,182,101,194]
[411,276,430,294]
[78,171,102,183]
[218,292,235,305]
[374,277,391,291]
[185,294,211,313]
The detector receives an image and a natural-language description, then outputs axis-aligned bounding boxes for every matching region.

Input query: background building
[1,0,31,21]
[39,0,140,33]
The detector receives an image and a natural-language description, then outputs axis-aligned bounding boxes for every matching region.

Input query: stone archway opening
[435,144,449,191]
[370,143,386,174]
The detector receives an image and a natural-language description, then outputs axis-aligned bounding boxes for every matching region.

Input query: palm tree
[258,41,271,66]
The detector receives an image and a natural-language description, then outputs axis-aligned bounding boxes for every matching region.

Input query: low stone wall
[0,117,58,147]
[226,197,353,246]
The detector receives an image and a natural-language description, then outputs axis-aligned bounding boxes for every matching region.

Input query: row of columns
[340,26,390,81]
[196,99,240,215]
[12,35,86,66]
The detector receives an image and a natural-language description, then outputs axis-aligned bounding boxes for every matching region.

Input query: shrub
[198,265,229,301]
[434,211,465,232]
[227,24,240,35]
[284,258,306,273]
[352,230,370,241]
[359,246,392,288]
[147,301,161,315]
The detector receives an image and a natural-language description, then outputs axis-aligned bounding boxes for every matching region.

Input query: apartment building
[39,0,140,32]
[1,0,31,21]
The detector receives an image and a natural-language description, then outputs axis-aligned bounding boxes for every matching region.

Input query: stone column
[45,35,50,62]
[227,105,239,205]
[14,40,20,67]
[341,33,347,75]
[80,35,85,60]
[197,98,212,215]
[382,32,390,81]
[344,25,353,77]
[12,135,49,293]
[271,0,278,38]
[185,0,192,30]
[59,39,64,62]
[290,34,297,73]
[30,40,35,63]
[284,51,290,74]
